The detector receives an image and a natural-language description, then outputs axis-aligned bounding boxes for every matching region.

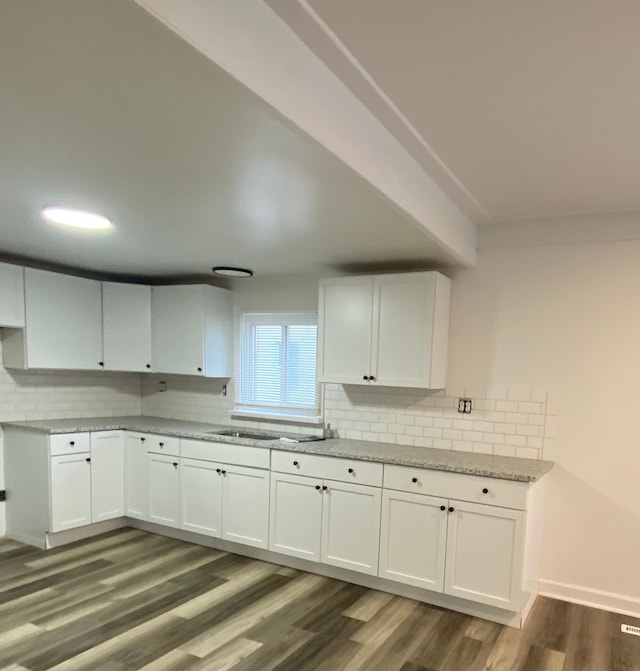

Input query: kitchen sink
[208,429,279,441]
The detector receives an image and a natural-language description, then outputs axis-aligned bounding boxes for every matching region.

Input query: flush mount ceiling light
[212,266,253,278]
[42,207,113,230]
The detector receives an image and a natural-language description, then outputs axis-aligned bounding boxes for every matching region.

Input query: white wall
[448,231,640,614]
[0,339,142,534]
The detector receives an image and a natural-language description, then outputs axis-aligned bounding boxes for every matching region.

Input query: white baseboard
[539,579,640,618]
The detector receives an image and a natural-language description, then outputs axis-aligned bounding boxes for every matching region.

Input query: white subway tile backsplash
[518,401,544,414]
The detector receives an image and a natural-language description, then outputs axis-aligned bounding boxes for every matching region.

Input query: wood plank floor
[0,529,638,671]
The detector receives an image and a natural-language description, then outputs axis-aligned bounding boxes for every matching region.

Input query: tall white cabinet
[318,271,451,388]
[152,284,233,377]
[3,268,103,370]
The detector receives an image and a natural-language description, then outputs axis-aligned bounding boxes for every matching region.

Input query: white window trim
[232,310,323,425]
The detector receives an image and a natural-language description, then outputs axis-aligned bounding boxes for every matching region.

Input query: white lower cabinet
[379,489,448,591]
[148,453,180,529]
[269,471,381,576]
[269,472,323,561]
[179,460,270,549]
[444,500,525,611]
[50,431,125,532]
[379,467,530,613]
[124,433,150,520]
[180,458,223,537]
[50,453,92,532]
[321,480,381,575]
[221,465,270,549]
[90,431,125,523]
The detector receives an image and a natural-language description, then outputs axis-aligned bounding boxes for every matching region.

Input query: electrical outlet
[457,398,472,414]
[159,380,167,393]
[222,384,228,397]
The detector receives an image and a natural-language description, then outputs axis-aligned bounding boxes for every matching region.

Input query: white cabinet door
[124,433,149,520]
[90,431,125,523]
[23,268,103,370]
[221,465,270,549]
[102,283,152,372]
[321,480,381,576]
[50,453,91,532]
[269,472,323,561]
[444,500,525,611]
[318,277,373,384]
[373,274,436,388]
[379,490,448,591]
[0,262,25,327]
[180,457,223,537]
[152,285,205,376]
[148,453,180,528]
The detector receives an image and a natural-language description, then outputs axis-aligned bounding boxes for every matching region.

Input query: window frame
[232,311,323,424]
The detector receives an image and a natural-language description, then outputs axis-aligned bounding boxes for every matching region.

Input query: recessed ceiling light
[42,207,113,230]
[212,266,253,278]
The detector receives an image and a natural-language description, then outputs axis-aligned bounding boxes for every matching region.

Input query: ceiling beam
[134,0,477,267]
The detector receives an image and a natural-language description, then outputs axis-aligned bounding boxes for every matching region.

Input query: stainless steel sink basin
[208,429,279,441]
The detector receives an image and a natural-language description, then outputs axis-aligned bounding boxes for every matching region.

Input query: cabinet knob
[146,364,151,369]
[363,375,369,380]
[221,470,227,475]
[159,442,164,447]
[448,506,454,513]
[140,437,145,442]
[315,485,321,491]
[98,361,104,367]
[86,457,91,463]
[440,505,446,511]
[411,477,418,483]
[322,485,328,491]
[197,367,203,372]
[216,468,221,474]
[69,441,75,446]
[348,468,354,474]
[293,461,299,467]
[482,487,489,494]
[173,462,178,468]
[369,376,376,381]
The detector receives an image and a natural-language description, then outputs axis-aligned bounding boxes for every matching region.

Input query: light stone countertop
[2,415,553,483]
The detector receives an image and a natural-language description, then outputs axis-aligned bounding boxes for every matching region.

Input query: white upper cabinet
[3,268,103,370]
[317,277,373,384]
[102,282,152,372]
[319,271,451,388]
[152,284,232,377]
[0,262,25,327]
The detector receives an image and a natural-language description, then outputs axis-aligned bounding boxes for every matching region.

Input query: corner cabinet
[102,282,152,372]
[3,268,103,370]
[318,272,451,388]
[151,284,233,377]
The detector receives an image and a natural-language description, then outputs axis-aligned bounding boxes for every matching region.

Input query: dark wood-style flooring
[0,529,638,671]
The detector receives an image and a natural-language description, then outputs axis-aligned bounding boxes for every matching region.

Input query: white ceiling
[0,0,459,281]
[269,0,640,224]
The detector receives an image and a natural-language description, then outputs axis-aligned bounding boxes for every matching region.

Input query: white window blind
[237,313,319,418]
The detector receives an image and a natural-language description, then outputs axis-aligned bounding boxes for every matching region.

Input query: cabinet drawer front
[383,465,528,511]
[145,435,180,456]
[50,432,90,456]
[180,439,269,469]
[271,450,382,486]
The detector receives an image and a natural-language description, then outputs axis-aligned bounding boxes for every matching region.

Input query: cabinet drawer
[271,450,382,487]
[180,439,270,469]
[145,434,180,456]
[383,465,528,511]
[49,432,90,456]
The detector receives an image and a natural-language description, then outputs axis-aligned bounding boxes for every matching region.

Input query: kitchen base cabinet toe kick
[3,428,546,629]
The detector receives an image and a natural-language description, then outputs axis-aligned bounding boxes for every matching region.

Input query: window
[235,312,320,421]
